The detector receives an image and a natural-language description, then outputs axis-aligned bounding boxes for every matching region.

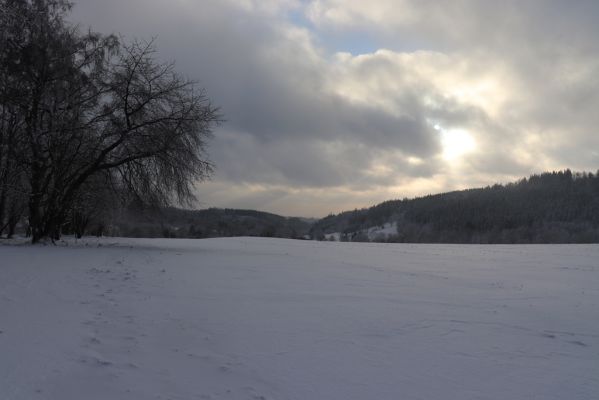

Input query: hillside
[311,170,599,243]
[57,169,599,244]
[113,207,314,240]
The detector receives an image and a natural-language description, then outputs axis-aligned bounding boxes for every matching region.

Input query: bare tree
[0,0,31,236]
[0,0,220,242]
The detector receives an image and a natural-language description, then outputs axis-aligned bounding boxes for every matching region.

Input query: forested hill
[310,170,599,243]
[114,207,314,239]
[56,170,599,243]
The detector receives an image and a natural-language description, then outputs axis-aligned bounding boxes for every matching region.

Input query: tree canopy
[0,0,219,242]
[311,170,599,244]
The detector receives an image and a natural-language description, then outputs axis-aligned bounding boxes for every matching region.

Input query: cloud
[70,0,599,216]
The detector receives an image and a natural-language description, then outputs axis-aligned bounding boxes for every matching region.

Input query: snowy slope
[324,222,397,241]
[1,238,598,400]
[366,222,397,240]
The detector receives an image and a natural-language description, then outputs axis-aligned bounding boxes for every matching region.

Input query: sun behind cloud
[69,0,599,216]
[436,125,476,161]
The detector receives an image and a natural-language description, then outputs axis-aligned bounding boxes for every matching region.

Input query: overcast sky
[71,0,599,217]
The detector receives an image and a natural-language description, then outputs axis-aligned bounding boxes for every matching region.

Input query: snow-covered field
[1,237,598,400]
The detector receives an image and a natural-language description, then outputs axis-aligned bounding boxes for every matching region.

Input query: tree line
[0,0,219,242]
[109,206,313,240]
[311,170,599,244]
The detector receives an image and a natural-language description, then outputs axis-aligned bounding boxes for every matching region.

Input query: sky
[70,0,599,217]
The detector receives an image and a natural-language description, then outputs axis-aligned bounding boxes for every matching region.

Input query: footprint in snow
[541,333,556,339]
[88,337,102,345]
[568,340,588,347]
[79,356,112,367]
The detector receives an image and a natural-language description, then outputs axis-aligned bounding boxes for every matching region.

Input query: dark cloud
[70,0,599,216]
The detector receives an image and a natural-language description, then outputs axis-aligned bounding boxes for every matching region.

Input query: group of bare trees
[0,0,219,242]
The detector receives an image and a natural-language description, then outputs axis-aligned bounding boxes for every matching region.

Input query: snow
[323,231,341,241]
[366,222,397,240]
[1,237,598,399]
[324,222,397,241]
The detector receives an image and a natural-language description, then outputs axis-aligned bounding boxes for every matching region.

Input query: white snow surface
[324,222,398,241]
[323,232,341,241]
[366,222,398,241]
[1,237,598,400]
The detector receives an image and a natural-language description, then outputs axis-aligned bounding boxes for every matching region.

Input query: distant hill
[310,170,599,243]
[113,207,313,240]
[99,169,599,243]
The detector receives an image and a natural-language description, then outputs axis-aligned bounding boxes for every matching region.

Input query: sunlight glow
[439,128,476,161]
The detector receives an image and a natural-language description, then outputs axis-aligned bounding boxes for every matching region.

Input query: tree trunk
[7,213,18,239]
[29,192,44,243]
